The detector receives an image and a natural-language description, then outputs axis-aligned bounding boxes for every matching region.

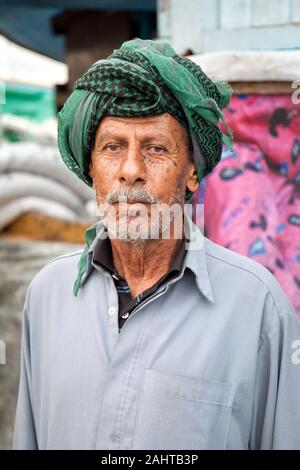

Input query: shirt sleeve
[249,296,300,450]
[13,287,38,450]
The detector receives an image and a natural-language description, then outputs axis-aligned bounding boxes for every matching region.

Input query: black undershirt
[92,236,187,330]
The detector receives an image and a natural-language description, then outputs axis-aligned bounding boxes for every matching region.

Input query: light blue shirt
[13,213,300,449]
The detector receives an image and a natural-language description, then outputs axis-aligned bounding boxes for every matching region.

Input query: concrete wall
[157,0,300,54]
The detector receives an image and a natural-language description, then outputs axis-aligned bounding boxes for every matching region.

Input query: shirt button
[121,312,129,319]
[108,306,116,316]
[110,432,120,442]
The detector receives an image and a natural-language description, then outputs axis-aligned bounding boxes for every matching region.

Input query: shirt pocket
[132,368,236,450]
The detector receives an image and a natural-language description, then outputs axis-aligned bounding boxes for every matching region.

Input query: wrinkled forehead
[94,113,191,146]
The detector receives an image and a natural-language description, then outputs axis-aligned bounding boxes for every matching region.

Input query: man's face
[89,113,199,242]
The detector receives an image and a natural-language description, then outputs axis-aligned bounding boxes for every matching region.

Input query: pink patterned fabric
[194,94,300,317]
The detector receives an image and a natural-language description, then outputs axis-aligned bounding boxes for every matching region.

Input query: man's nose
[118,144,147,186]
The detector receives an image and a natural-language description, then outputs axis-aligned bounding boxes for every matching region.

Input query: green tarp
[1,83,56,122]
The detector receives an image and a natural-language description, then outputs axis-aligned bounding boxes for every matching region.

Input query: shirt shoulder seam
[31,249,84,277]
[45,249,83,265]
[206,251,282,315]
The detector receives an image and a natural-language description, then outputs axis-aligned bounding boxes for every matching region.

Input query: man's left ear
[186,167,199,193]
[88,159,94,184]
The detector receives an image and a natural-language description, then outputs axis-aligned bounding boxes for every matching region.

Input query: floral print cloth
[195,94,300,317]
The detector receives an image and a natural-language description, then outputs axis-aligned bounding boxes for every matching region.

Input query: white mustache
[105,186,159,205]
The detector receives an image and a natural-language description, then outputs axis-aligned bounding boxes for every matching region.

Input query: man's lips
[128,200,150,204]
[113,200,151,204]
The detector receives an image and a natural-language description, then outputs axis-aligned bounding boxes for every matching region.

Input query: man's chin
[106,225,155,242]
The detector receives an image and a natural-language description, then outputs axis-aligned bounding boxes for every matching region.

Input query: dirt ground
[0,239,83,449]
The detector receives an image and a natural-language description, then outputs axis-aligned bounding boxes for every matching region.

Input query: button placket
[119,272,184,330]
[95,300,152,450]
[103,272,120,340]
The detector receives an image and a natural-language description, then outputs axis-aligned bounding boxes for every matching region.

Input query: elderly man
[13,38,300,450]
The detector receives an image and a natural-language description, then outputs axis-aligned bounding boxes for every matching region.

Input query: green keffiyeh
[57,37,234,296]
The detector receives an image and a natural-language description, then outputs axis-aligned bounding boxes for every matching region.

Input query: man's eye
[105,144,120,152]
[149,146,166,154]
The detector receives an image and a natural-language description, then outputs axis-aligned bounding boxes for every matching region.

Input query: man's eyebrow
[140,134,172,145]
[96,130,172,145]
[96,130,126,142]
[98,131,124,140]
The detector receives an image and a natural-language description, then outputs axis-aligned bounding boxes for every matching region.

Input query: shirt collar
[182,208,215,303]
[78,209,215,304]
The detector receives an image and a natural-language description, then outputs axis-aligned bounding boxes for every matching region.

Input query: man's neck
[110,231,184,299]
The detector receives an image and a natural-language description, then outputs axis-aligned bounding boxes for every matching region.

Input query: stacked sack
[0,140,97,231]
